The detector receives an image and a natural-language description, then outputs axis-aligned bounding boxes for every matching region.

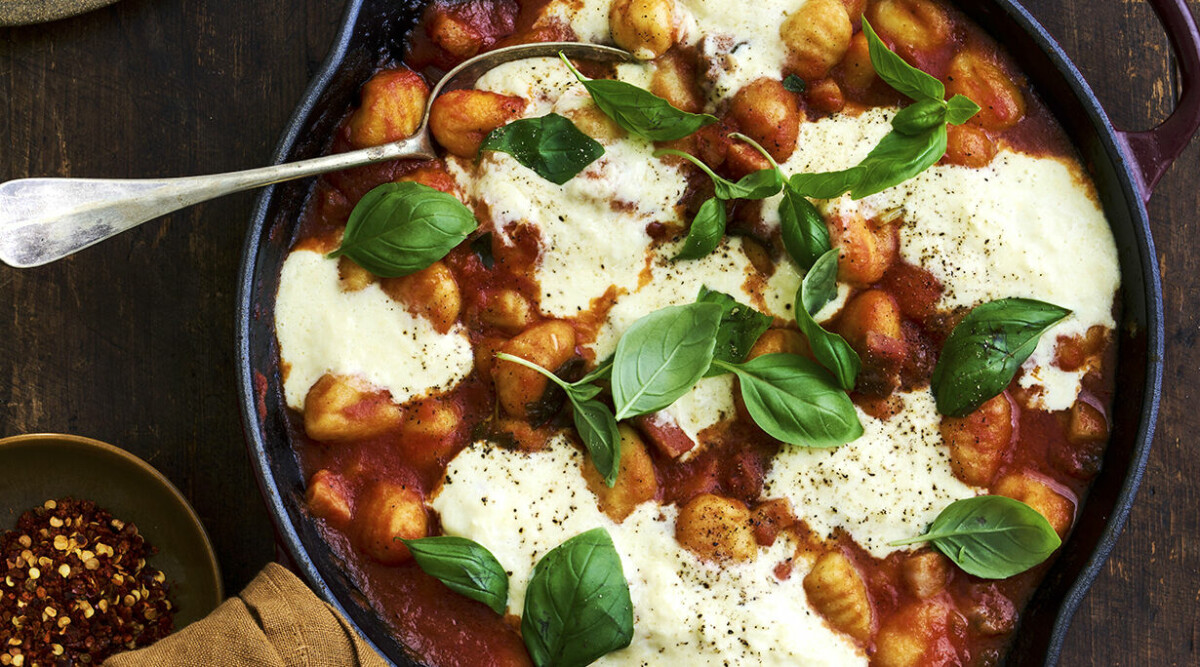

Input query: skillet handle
[1115,0,1200,202]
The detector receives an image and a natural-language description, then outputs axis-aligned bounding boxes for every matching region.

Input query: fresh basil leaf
[715,354,863,447]
[560,54,717,141]
[480,113,605,185]
[328,182,478,278]
[730,168,786,199]
[612,302,723,419]
[788,123,947,200]
[783,74,807,93]
[890,495,1062,578]
[787,169,860,200]
[785,21,965,203]
[522,528,634,667]
[850,123,947,199]
[726,133,787,199]
[931,298,1071,417]
[697,287,773,377]
[795,250,861,391]
[654,149,783,200]
[674,197,727,260]
[401,536,509,614]
[570,396,622,486]
[892,98,949,135]
[569,382,604,402]
[799,248,839,315]
[779,182,831,270]
[470,232,495,269]
[945,94,983,125]
[862,18,945,102]
[494,352,620,482]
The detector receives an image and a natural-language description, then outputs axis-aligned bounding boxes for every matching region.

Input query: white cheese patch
[474,56,655,116]
[659,374,737,447]
[762,108,1119,410]
[452,58,689,318]
[678,0,803,105]
[588,236,801,358]
[541,0,611,44]
[451,139,686,317]
[764,390,980,558]
[540,0,804,104]
[274,250,474,409]
[473,56,581,117]
[432,438,865,666]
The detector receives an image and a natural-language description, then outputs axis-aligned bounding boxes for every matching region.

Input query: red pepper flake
[0,498,176,665]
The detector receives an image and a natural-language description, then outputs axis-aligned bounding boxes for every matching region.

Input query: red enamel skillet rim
[235,1,1199,664]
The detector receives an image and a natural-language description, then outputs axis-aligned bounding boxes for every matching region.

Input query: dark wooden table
[1,1,1196,664]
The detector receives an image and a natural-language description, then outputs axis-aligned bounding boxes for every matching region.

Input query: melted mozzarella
[658,374,737,448]
[762,108,1119,410]
[763,390,980,558]
[432,438,865,666]
[451,59,689,318]
[274,250,474,409]
[542,0,805,104]
[677,0,804,104]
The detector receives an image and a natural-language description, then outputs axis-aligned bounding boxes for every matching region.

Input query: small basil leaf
[612,302,723,419]
[495,352,619,483]
[891,98,949,135]
[795,250,861,391]
[862,17,945,102]
[850,123,948,199]
[799,247,840,315]
[328,182,478,278]
[717,354,863,447]
[401,536,509,615]
[779,182,831,270]
[728,168,785,200]
[570,396,622,486]
[890,495,1062,579]
[697,287,773,377]
[931,298,1071,417]
[945,94,983,125]
[674,197,727,260]
[480,113,605,185]
[560,54,717,141]
[522,528,634,667]
[783,74,807,93]
[570,381,604,402]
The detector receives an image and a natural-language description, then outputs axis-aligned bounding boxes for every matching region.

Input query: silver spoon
[0,42,632,268]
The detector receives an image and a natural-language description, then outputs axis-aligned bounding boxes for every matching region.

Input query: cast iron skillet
[236,1,1200,664]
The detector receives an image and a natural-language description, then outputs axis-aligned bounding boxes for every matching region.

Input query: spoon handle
[0,133,435,268]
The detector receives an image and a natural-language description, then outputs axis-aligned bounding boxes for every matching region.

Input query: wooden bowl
[0,433,223,628]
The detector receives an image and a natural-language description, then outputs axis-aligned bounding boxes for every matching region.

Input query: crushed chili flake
[0,498,175,665]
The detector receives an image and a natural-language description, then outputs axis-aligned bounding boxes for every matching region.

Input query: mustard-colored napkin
[103,563,389,667]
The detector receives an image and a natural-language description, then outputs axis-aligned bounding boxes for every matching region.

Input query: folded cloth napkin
[103,563,389,667]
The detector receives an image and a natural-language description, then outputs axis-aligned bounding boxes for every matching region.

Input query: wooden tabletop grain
[1,1,1196,664]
